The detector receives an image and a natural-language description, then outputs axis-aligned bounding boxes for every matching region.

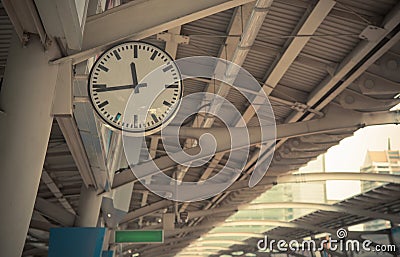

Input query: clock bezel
[87,41,183,134]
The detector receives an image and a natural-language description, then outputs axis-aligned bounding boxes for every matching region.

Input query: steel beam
[136,26,183,227]
[34,197,76,227]
[72,61,109,194]
[127,173,400,202]
[208,232,264,238]
[137,236,232,256]
[220,220,354,237]
[2,0,48,46]
[22,248,47,257]
[192,239,246,246]
[2,0,29,44]
[164,224,220,237]
[179,0,335,226]
[52,0,256,64]
[263,0,336,94]
[41,170,76,215]
[140,243,193,256]
[138,190,149,227]
[29,219,57,232]
[56,116,97,189]
[112,108,400,189]
[178,1,256,212]
[289,2,400,121]
[227,172,400,192]
[120,199,172,224]
[239,0,336,124]
[238,0,400,208]
[188,202,400,223]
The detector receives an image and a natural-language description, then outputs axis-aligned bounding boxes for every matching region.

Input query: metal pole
[0,34,60,257]
[75,185,103,227]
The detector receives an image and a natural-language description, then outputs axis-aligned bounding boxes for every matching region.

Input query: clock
[88,41,183,134]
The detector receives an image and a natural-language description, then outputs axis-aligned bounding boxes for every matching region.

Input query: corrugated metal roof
[279,61,328,93]
[336,0,398,17]
[271,101,293,120]
[183,78,207,96]
[0,3,12,70]
[178,9,234,59]
[243,1,307,80]
[257,1,308,47]
[301,15,364,62]
[39,120,83,212]
[242,49,276,80]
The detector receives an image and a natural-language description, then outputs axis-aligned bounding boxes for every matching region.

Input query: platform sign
[115,230,163,243]
[48,227,106,257]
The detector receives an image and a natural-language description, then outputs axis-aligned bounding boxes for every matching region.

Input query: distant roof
[364,150,400,166]
[368,151,389,162]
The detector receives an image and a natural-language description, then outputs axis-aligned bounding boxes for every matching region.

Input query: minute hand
[95,83,146,92]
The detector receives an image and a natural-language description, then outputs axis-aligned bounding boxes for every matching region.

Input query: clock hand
[134,83,147,93]
[131,62,138,86]
[95,83,147,92]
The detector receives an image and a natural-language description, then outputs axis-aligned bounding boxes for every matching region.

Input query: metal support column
[75,185,103,227]
[0,34,60,257]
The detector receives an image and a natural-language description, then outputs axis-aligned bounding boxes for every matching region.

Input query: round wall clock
[88,41,183,134]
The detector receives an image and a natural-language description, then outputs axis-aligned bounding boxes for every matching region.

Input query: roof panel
[243,1,306,80]
[177,9,234,59]
[336,0,398,17]
[0,5,12,68]
[302,15,364,62]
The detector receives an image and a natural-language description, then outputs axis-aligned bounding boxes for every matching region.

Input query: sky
[300,124,400,200]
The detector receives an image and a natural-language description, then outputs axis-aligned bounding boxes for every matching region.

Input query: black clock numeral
[113,50,121,60]
[163,65,173,72]
[134,45,138,58]
[163,100,172,107]
[98,100,109,108]
[165,83,179,89]
[98,64,109,72]
[114,112,121,122]
[151,114,159,123]
[150,50,158,60]
[93,84,107,91]
[133,115,138,128]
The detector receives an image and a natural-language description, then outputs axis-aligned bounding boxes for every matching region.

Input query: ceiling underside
[1,0,399,256]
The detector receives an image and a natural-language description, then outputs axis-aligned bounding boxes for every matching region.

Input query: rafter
[52,0,256,64]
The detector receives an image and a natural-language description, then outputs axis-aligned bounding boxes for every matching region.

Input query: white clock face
[88,41,182,134]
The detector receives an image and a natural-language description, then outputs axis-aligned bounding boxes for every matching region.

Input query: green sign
[115,230,163,243]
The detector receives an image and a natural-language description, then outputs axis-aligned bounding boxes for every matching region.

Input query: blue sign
[48,227,106,257]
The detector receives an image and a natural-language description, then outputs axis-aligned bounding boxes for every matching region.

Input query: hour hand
[130,62,138,86]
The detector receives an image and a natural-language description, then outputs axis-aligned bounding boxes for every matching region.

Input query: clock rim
[87,40,183,134]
